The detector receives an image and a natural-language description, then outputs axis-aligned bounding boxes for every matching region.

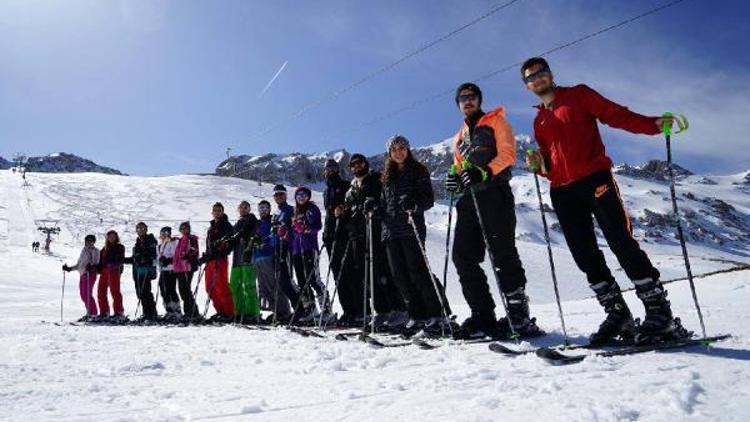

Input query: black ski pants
[176,271,199,317]
[550,170,659,286]
[452,181,527,322]
[134,275,157,319]
[158,271,180,312]
[385,237,449,319]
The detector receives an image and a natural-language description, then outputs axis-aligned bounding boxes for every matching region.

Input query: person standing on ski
[173,221,200,318]
[97,230,125,320]
[229,201,261,323]
[255,200,293,323]
[62,234,100,320]
[124,222,159,321]
[381,135,449,336]
[157,226,181,319]
[271,185,300,320]
[445,82,539,340]
[521,57,687,344]
[322,159,354,324]
[290,186,333,323]
[198,202,236,322]
[337,154,407,331]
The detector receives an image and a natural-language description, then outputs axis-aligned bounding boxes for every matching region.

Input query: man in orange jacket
[522,57,689,345]
[445,82,540,340]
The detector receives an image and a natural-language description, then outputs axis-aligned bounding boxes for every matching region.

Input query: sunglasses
[295,192,309,199]
[523,68,551,84]
[458,93,478,104]
[349,161,364,168]
[258,205,271,212]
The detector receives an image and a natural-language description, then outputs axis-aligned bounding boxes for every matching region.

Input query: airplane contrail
[257,61,288,99]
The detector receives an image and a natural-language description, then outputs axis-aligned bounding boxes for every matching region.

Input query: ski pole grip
[662,111,689,136]
[526,149,547,174]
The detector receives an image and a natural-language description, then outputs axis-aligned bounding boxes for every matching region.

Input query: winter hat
[386,134,410,154]
[160,226,172,236]
[455,82,482,106]
[84,234,96,243]
[273,184,287,194]
[324,159,339,172]
[349,153,369,167]
[295,186,312,198]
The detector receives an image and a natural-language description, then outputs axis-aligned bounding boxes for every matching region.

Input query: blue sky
[1,0,748,176]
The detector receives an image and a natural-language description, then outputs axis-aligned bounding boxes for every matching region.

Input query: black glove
[445,172,461,193]
[85,263,96,272]
[363,197,378,213]
[197,254,208,265]
[398,195,417,214]
[460,166,486,188]
[62,264,71,272]
[159,256,172,267]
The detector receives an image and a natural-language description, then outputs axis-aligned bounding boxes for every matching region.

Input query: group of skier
[62,57,691,345]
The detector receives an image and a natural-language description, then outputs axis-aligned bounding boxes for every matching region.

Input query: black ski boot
[633,278,692,344]
[453,314,497,340]
[495,288,543,340]
[589,280,637,346]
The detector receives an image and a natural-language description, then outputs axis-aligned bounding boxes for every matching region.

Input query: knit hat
[324,159,339,172]
[294,186,312,199]
[84,234,96,243]
[455,82,482,106]
[273,184,287,194]
[386,134,410,154]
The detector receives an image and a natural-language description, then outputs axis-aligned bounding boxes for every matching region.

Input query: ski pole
[154,271,162,318]
[322,239,352,331]
[463,160,519,342]
[442,165,457,292]
[527,149,569,345]
[285,243,326,328]
[189,264,205,320]
[317,218,341,329]
[662,112,706,339]
[367,211,376,337]
[202,260,221,320]
[272,241,280,325]
[60,270,66,323]
[407,210,454,338]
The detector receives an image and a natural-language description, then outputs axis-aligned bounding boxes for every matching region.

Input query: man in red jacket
[521,57,688,345]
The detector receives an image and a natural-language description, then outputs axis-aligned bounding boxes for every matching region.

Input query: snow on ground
[1,169,749,421]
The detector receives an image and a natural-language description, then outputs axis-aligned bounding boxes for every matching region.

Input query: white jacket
[71,246,100,274]
[157,238,178,272]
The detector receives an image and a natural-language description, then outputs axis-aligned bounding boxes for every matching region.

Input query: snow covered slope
[1,169,749,421]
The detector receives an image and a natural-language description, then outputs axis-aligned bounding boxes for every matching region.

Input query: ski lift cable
[339,0,690,137]
[247,0,525,142]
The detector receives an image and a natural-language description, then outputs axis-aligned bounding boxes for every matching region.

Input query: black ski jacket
[342,171,382,240]
[322,173,350,248]
[381,161,434,242]
[232,213,258,267]
[205,214,234,261]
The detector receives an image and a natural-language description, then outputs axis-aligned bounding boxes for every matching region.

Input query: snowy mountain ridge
[1,152,124,175]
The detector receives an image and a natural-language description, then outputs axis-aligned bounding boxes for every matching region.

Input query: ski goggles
[457,93,479,103]
[295,191,309,200]
[258,204,271,212]
[523,68,551,84]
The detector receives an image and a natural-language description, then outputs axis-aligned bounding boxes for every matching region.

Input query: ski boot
[495,288,543,340]
[384,311,410,334]
[453,314,497,340]
[589,280,637,346]
[417,316,458,339]
[633,278,692,345]
[370,313,391,333]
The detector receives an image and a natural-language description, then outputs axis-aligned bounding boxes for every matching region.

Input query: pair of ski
[489,334,732,365]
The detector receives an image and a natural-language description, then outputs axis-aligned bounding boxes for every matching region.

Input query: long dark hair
[293,199,316,222]
[382,150,428,184]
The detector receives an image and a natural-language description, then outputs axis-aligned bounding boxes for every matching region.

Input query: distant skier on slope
[521,57,689,345]
[445,82,540,340]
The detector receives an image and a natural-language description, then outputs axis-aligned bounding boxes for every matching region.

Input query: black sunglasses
[457,93,478,103]
[523,68,551,84]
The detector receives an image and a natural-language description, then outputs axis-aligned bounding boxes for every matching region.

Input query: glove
[197,254,208,265]
[159,256,172,267]
[85,263,96,272]
[363,197,378,213]
[292,221,306,233]
[398,195,417,214]
[276,226,288,238]
[460,165,486,188]
[445,172,460,193]
[62,264,71,272]
[525,150,546,174]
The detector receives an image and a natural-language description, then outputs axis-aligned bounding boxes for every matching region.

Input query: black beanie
[455,82,482,105]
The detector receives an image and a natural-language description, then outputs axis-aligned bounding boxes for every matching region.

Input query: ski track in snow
[1,170,749,421]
